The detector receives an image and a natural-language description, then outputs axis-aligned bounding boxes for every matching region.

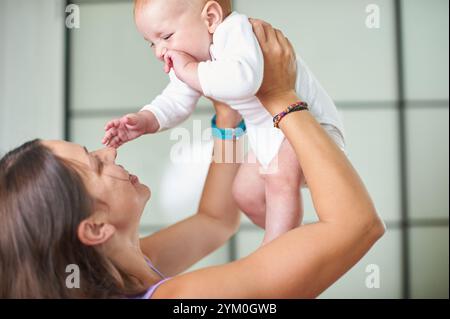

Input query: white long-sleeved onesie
[143,12,345,167]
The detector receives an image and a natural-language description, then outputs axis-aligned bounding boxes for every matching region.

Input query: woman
[0,20,385,299]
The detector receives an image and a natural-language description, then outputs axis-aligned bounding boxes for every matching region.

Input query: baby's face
[135,0,213,63]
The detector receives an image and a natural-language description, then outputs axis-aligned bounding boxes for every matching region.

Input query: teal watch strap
[211,115,247,140]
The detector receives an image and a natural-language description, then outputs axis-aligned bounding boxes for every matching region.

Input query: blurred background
[0,0,448,299]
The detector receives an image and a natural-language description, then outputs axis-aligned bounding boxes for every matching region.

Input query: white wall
[0,0,65,156]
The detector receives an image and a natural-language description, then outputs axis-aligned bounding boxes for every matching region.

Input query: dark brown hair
[0,140,144,298]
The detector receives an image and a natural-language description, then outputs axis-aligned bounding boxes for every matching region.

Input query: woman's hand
[250,19,299,115]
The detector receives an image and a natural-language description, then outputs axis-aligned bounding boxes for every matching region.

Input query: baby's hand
[163,50,202,92]
[163,49,196,74]
[102,112,152,148]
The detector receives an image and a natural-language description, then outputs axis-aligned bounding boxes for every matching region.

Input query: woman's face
[43,141,150,237]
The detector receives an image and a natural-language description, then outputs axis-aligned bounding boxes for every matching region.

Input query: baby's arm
[142,70,202,131]
[197,14,264,102]
[161,15,263,102]
[102,71,201,148]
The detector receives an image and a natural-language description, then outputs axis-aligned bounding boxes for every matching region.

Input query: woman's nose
[98,147,117,163]
[107,147,117,162]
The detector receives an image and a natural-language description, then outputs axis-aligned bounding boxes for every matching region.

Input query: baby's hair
[134,0,232,16]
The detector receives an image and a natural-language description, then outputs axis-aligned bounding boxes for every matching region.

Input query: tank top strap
[141,278,171,299]
[144,256,166,279]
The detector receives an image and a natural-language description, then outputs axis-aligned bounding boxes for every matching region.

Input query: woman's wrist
[212,111,245,164]
[258,90,300,116]
[212,115,246,141]
[215,111,242,129]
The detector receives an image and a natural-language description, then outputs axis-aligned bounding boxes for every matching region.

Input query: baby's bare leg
[262,139,304,245]
[232,151,267,229]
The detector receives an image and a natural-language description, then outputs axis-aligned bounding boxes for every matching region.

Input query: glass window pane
[186,243,231,273]
[139,225,231,273]
[301,108,402,223]
[0,0,64,151]
[320,228,402,299]
[71,2,163,111]
[237,107,402,226]
[234,0,398,102]
[70,1,212,112]
[410,226,449,299]
[236,228,266,258]
[402,0,449,101]
[406,107,449,220]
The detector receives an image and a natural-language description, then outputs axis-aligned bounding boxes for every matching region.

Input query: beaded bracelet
[273,101,309,129]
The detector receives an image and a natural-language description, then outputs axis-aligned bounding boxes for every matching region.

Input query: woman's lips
[129,174,139,185]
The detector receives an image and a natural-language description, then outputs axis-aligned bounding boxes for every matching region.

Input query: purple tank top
[129,257,171,299]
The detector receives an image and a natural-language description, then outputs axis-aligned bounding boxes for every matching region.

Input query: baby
[102,0,346,245]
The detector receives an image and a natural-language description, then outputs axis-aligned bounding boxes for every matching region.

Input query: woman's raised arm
[154,20,385,298]
[139,102,243,277]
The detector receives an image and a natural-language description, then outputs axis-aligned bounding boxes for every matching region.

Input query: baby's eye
[149,42,155,48]
[162,33,174,41]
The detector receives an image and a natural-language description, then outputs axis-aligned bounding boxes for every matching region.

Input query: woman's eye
[163,33,173,41]
[95,156,104,174]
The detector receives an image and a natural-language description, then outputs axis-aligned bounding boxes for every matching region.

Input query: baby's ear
[202,1,224,34]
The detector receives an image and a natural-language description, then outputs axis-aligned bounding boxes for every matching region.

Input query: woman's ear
[77,216,116,246]
[202,1,224,34]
